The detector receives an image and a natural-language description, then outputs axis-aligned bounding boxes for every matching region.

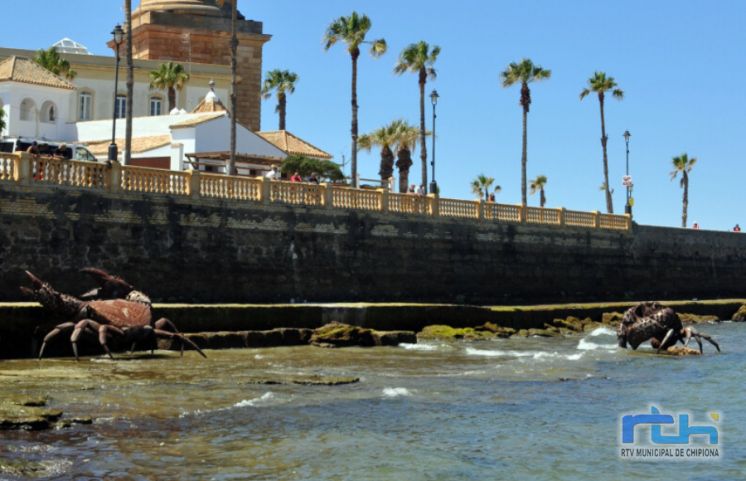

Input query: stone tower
[130,0,270,130]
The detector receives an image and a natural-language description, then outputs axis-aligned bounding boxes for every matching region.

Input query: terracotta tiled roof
[0,56,75,90]
[257,130,332,160]
[170,112,226,129]
[84,135,172,156]
[191,89,227,113]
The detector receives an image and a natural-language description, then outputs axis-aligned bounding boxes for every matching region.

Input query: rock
[0,398,63,431]
[55,416,93,429]
[373,330,417,346]
[601,312,624,326]
[476,322,516,338]
[310,322,376,347]
[277,328,313,345]
[664,346,701,356]
[244,375,360,386]
[552,317,584,332]
[417,325,493,341]
[733,305,746,322]
[515,329,530,337]
[526,328,560,338]
[583,321,605,332]
[678,313,719,324]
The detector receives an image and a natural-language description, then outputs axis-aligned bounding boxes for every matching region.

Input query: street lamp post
[623,130,632,216]
[108,25,124,162]
[429,89,439,194]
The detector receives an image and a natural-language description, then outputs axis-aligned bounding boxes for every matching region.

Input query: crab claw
[80,267,134,300]
[25,270,44,289]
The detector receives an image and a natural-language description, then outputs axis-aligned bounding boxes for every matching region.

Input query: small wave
[399,342,440,351]
[382,387,412,397]
[465,347,584,361]
[233,392,275,408]
[588,327,617,337]
[577,327,618,351]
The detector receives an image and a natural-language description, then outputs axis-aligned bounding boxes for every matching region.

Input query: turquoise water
[1,323,744,480]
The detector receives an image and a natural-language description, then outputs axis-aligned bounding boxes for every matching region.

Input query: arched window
[20,98,36,121]
[79,91,93,121]
[149,96,163,116]
[41,101,57,123]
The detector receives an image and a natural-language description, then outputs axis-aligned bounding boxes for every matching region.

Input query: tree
[34,47,76,80]
[670,153,697,228]
[391,120,422,193]
[124,0,133,166]
[580,72,624,214]
[149,62,190,112]
[471,174,501,201]
[324,12,387,188]
[394,41,440,193]
[358,121,398,184]
[0,106,6,134]
[228,0,238,176]
[280,154,344,181]
[262,70,299,131]
[530,175,548,207]
[501,59,551,207]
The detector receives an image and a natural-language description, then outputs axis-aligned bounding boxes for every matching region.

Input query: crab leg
[657,328,675,353]
[154,329,207,358]
[155,318,185,356]
[38,322,76,360]
[690,328,720,353]
[71,319,124,361]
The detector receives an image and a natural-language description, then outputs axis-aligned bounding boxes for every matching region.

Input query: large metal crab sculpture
[21,269,206,360]
[617,301,720,354]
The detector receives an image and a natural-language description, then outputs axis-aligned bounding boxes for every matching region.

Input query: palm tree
[501,59,551,207]
[228,0,238,176]
[124,0,133,166]
[394,41,440,193]
[149,62,190,112]
[261,70,299,130]
[324,12,387,188]
[34,47,76,80]
[471,174,501,201]
[358,121,398,184]
[530,175,548,207]
[670,154,697,228]
[0,106,6,134]
[580,72,624,214]
[391,120,422,193]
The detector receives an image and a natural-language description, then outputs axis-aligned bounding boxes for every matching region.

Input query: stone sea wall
[0,182,745,304]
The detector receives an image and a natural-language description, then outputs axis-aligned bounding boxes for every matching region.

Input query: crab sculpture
[21,270,206,360]
[617,301,720,354]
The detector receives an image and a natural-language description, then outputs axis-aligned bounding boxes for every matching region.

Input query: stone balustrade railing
[0,152,631,231]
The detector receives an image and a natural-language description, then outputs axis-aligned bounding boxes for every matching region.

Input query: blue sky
[3,1,745,230]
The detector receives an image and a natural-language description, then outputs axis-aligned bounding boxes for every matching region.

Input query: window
[41,101,57,123]
[20,98,36,121]
[149,97,162,116]
[79,92,92,120]
[115,95,126,119]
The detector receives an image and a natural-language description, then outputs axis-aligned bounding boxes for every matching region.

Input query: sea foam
[382,387,412,397]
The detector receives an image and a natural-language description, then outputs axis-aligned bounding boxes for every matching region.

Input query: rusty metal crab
[617,301,720,354]
[21,269,206,360]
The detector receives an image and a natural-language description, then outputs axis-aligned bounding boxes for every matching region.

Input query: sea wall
[1,182,745,304]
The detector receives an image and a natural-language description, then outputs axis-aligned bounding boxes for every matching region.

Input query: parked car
[0,138,99,162]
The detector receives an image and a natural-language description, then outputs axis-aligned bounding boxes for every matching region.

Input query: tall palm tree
[324,12,387,188]
[228,0,238,176]
[124,0,133,166]
[471,174,501,201]
[261,70,299,130]
[358,121,398,184]
[670,153,697,228]
[580,72,624,214]
[501,59,551,207]
[394,41,440,193]
[149,62,190,112]
[34,47,76,80]
[391,120,422,193]
[530,175,548,207]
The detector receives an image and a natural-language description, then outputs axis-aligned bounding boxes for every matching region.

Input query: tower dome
[136,0,225,16]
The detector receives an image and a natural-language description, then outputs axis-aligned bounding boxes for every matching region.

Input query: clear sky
[3,1,745,230]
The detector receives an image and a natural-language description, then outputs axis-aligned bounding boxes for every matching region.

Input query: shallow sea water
[1,324,744,480]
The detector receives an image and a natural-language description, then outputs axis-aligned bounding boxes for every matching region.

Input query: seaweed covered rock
[476,322,516,338]
[0,397,62,431]
[244,375,360,386]
[373,330,417,346]
[678,313,719,324]
[664,346,701,356]
[733,305,746,322]
[601,312,624,326]
[310,322,376,347]
[417,325,494,341]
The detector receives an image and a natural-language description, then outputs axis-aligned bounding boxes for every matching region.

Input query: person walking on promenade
[291,171,303,183]
[265,165,280,180]
[734,224,741,232]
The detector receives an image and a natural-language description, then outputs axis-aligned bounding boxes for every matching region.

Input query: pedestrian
[734,224,741,232]
[265,165,280,180]
[408,184,416,194]
[417,185,425,196]
[692,222,700,230]
[308,172,319,184]
[290,171,303,183]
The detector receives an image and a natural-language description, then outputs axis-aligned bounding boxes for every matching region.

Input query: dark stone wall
[1,183,745,304]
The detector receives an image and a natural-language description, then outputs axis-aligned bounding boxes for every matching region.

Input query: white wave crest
[465,347,584,361]
[383,387,412,397]
[577,327,618,351]
[234,392,275,408]
[399,342,440,351]
[588,327,617,337]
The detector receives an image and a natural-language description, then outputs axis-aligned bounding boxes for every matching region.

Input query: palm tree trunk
[350,49,360,188]
[419,69,428,193]
[124,0,133,166]
[520,88,528,207]
[599,93,613,213]
[379,145,394,183]
[540,189,546,208]
[682,173,689,228]
[228,0,238,176]
[168,88,176,113]
[278,93,286,130]
[397,148,411,193]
